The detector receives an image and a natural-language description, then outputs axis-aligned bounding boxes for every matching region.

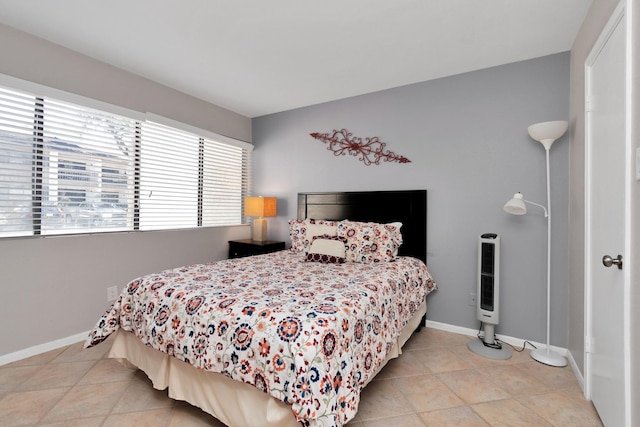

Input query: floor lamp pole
[530,145,567,367]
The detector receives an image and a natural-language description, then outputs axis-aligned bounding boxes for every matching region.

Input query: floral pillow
[288,219,307,252]
[288,218,339,253]
[305,235,347,264]
[337,220,403,263]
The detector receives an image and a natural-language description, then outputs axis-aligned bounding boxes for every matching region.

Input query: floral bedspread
[85,251,436,427]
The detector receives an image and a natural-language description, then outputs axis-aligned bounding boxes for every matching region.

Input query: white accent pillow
[305,235,347,264]
[305,223,338,254]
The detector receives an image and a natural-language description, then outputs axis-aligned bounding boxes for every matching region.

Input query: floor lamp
[504,120,568,367]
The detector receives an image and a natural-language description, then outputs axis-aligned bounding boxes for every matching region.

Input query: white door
[585,4,629,427]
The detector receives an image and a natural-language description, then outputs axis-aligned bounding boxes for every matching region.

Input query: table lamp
[244,196,277,242]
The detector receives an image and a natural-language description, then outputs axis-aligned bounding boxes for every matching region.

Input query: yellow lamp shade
[245,197,277,218]
[244,196,276,242]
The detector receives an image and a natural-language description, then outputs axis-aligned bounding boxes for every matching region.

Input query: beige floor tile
[455,342,532,368]
[0,387,69,426]
[112,371,175,413]
[402,329,441,351]
[437,369,511,405]
[471,398,552,426]
[351,378,414,422]
[41,380,129,422]
[518,392,603,426]
[503,347,537,364]
[514,360,578,389]
[37,416,106,427]
[0,327,603,426]
[77,357,138,385]
[414,347,472,374]
[363,413,426,427]
[102,408,173,427]
[4,347,66,368]
[393,374,464,413]
[0,364,42,395]
[169,401,228,426]
[18,360,95,391]
[375,349,431,379]
[557,381,599,410]
[52,340,110,364]
[419,406,489,427]
[476,364,549,396]
[420,328,474,348]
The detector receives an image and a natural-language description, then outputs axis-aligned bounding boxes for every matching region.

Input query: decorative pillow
[304,223,338,253]
[288,218,339,253]
[384,222,403,257]
[305,235,347,264]
[337,220,403,263]
[288,219,308,252]
[387,222,403,232]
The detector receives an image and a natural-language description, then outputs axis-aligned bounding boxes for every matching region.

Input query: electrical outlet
[107,286,118,301]
[468,292,477,306]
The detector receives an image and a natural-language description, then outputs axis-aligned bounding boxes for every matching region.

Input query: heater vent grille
[477,234,499,324]
[480,274,495,311]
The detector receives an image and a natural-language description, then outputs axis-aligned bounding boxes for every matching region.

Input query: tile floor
[0,327,603,426]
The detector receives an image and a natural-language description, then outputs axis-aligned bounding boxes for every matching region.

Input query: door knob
[602,254,623,270]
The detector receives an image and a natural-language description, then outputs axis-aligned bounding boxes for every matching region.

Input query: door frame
[583,1,631,425]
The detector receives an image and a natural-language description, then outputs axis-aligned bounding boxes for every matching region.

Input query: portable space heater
[467,233,512,360]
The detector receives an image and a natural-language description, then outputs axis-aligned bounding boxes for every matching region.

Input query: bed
[85,190,436,427]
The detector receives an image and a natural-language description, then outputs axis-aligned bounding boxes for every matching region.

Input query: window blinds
[0,87,37,237]
[0,83,251,238]
[139,122,200,230]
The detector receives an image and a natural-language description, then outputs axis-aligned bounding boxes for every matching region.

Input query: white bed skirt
[108,301,427,427]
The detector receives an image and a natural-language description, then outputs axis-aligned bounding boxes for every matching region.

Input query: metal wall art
[310,129,411,166]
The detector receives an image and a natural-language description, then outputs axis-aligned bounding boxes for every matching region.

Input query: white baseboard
[0,331,90,366]
[566,349,586,393]
[1,321,576,372]
[425,320,569,356]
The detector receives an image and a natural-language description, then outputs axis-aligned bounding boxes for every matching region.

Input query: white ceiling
[0,0,592,118]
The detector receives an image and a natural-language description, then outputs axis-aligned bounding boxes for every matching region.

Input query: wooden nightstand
[228,239,286,259]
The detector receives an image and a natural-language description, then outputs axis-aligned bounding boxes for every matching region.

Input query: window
[139,122,200,230]
[0,82,252,238]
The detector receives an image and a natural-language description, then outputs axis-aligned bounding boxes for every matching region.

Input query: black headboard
[297,190,427,262]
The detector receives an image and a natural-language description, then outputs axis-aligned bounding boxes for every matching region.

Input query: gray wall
[0,24,252,358]
[0,24,250,142]
[252,53,570,347]
[0,227,249,356]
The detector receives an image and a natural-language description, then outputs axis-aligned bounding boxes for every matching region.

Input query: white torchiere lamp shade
[245,196,277,242]
[504,120,567,367]
[527,121,568,151]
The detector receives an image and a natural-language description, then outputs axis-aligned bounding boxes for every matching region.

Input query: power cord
[476,323,538,352]
[476,324,502,349]
[497,338,537,353]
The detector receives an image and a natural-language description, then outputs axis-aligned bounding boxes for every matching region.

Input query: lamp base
[252,218,267,242]
[530,348,567,367]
